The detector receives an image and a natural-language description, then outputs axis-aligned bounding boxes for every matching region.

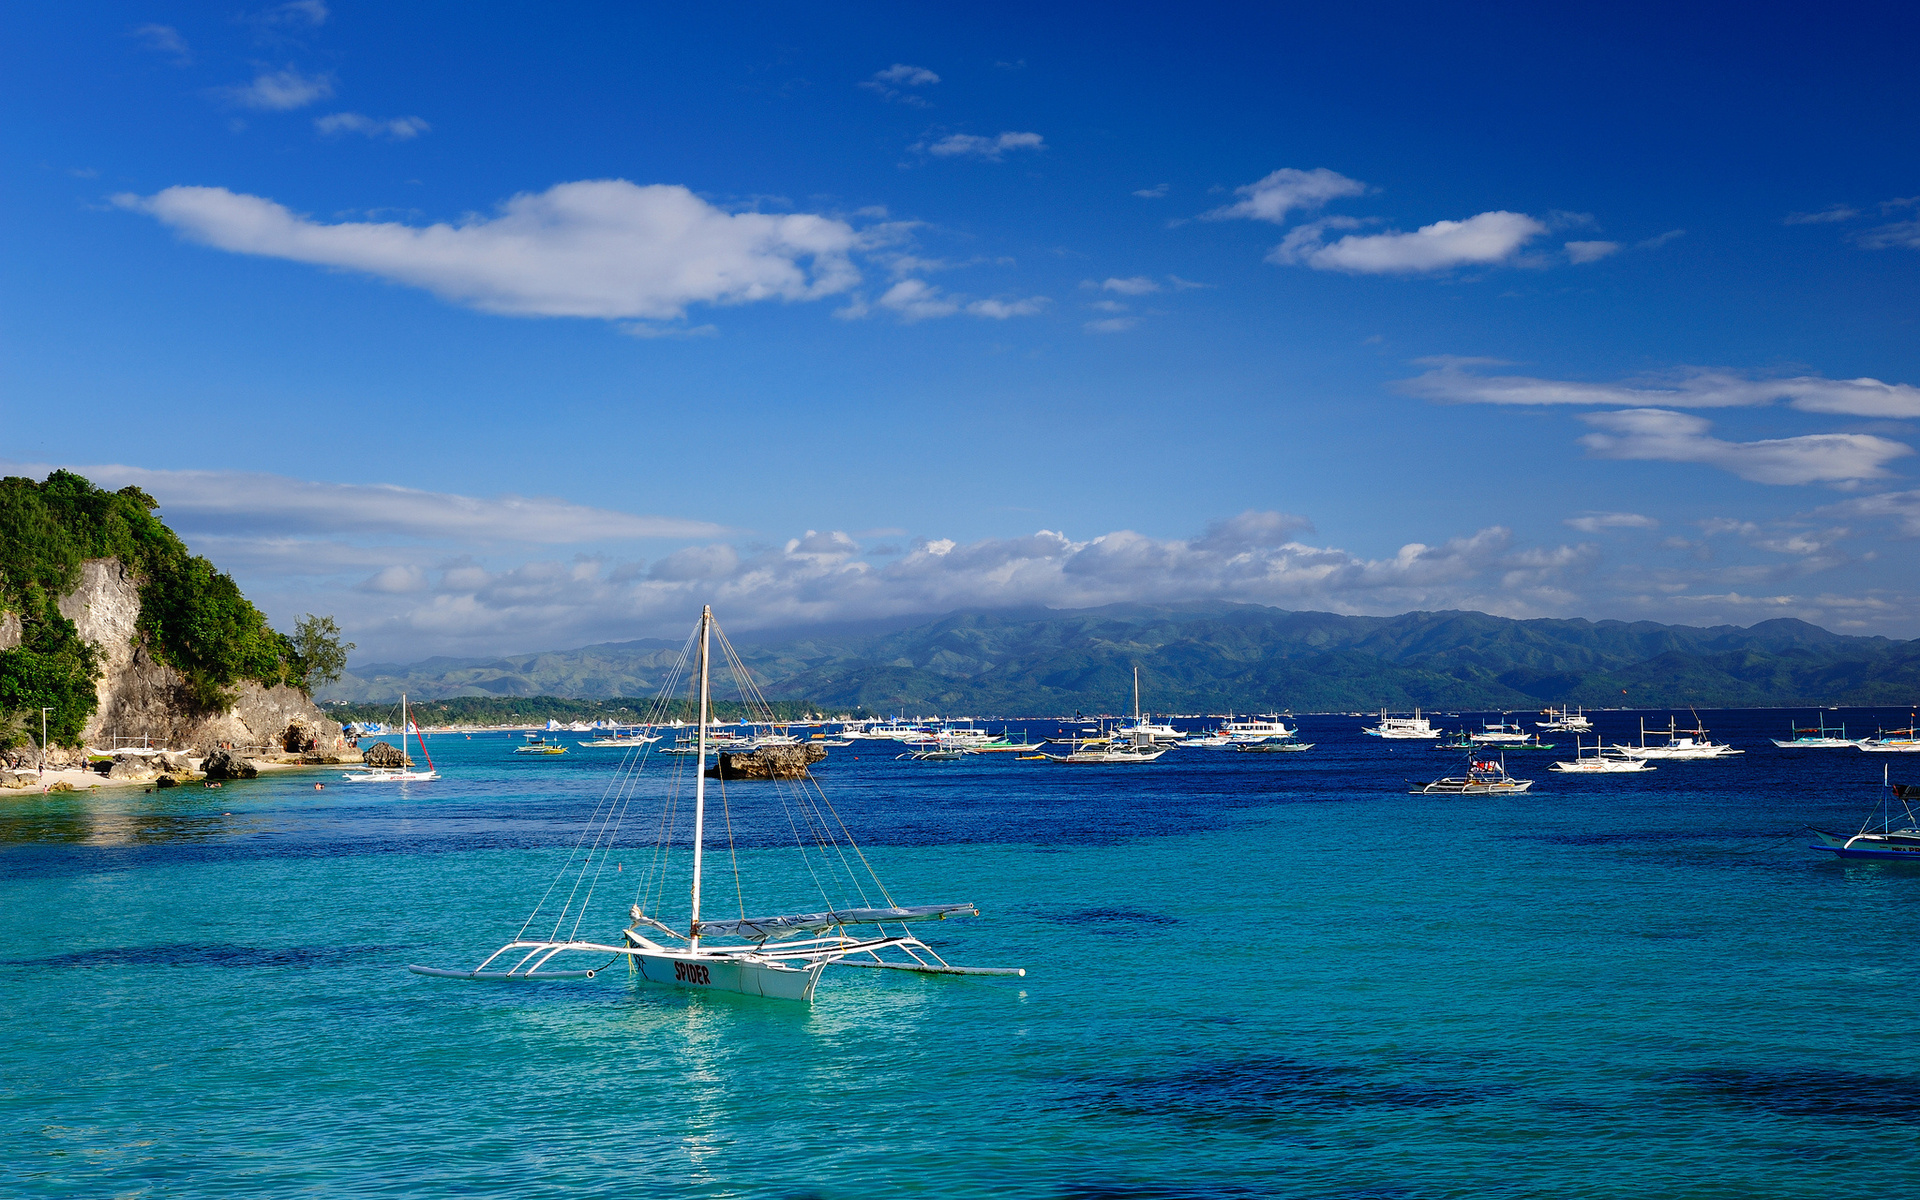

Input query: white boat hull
[629,949,825,1002]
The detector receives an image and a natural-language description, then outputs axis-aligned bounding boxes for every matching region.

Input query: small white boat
[1550,739,1654,773]
[1051,670,1171,762]
[1411,755,1533,794]
[1236,740,1313,753]
[1471,718,1532,744]
[343,694,439,782]
[1809,768,1920,858]
[1771,717,1861,749]
[579,726,662,747]
[1614,715,1742,760]
[1362,709,1441,739]
[1536,705,1594,733]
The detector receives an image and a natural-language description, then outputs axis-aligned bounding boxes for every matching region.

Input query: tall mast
[689,606,712,950]
[1133,665,1140,723]
[402,693,408,765]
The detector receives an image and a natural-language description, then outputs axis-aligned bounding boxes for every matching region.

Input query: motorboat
[514,733,569,755]
[1550,740,1654,773]
[1173,732,1235,748]
[1771,717,1862,749]
[580,726,662,747]
[1614,715,1742,760]
[1221,713,1296,743]
[1362,709,1441,739]
[1410,755,1533,794]
[1536,705,1595,733]
[1809,769,1920,858]
[1236,740,1313,753]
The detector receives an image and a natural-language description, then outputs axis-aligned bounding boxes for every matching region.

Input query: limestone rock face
[46,557,352,761]
[705,744,827,780]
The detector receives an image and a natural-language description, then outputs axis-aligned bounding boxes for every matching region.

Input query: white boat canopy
[690,903,978,941]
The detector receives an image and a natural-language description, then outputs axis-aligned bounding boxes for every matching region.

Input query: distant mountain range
[322,603,1920,712]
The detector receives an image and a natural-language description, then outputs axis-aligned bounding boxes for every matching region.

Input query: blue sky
[6,2,1920,659]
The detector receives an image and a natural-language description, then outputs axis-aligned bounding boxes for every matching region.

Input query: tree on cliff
[0,471,347,747]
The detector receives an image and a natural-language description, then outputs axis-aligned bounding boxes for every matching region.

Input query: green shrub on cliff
[0,471,330,745]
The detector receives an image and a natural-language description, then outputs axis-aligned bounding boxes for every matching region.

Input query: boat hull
[629,949,825,1002]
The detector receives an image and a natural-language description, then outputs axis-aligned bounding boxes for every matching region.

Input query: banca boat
[1471,718,1532,744]
[1859,717,1920,753]
[1614,715,1742,760]
[409,606,1020,1002]
[1550,739,1654,773]
[1771,717,1861,749]
[1411,755,1534,794]
[1535,705,1594,733]
[1809,769,1920,859]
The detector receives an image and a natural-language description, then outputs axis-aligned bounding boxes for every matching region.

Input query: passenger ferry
[1361,708,1441,739]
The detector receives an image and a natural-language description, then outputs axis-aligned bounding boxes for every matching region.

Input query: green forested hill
[326,603,1920,712]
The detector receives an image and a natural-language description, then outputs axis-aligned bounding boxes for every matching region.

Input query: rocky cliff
[0,558,350,764]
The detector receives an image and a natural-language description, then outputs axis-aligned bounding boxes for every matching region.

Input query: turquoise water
[5,710,1920,1198]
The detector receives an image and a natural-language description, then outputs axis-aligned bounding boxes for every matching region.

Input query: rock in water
[202,749,259,780]
[705,744,827,780]
[362,742,412,768]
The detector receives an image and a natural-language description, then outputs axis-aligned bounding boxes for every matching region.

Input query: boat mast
[402,693,409,767]
[689,605,712,951]
[1134,666,1141,724]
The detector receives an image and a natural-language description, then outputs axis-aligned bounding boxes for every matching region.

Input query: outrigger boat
[1614,714,1742,760]
[342,694,439,782]
[1471,718,1532,744]
[409,606,1020,1002]
[1771,717,1861,749]
[1809,768,1920,859]
[1047,670,1169,763]
[580,727,662,748]
[1536,705,1594,733]
[513,734,568,755]
[1550,739,1654,773]
[1858,716,1920,753]
[1411,754,1534,794]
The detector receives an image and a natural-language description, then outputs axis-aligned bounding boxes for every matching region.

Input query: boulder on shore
[704,744,827,780]
[202,749,259,780]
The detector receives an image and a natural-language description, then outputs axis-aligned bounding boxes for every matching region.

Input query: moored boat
[1363,708,1441,739]
[1809,770,1920,858]
[1411,755,1533,794]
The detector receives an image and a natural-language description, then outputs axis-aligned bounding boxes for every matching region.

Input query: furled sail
[693,903,978,941]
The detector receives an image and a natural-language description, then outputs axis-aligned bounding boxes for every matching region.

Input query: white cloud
[1564,512,1658,532]
[1084,317,1138,333]
[1273,211,1546,273]
[1565,240,1620,263]
[315,112,431,140]
[3,462,726,542]
[875,278,959,320]
[254,0,329,27]
[116,180,862,321]
[1638,229,1685,249]
[860,63,939,105]
[220,66,334,110]
[1401,361,1920,418]
[873,63,938,86]
[1577,409,1913,485]
[1097,275,1158,295]
[130,24,191,64]
[317,510,1608,658]
[1822,490,1920,537]
[966,295,1048,318]
[1133,184,1169,199]
[1785,205,1859,225]
[923,132,1046,161]
[1859,221,1920,251]
[1204,167,1365,223]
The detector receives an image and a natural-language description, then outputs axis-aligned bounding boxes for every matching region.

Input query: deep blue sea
[5,707,1920,1198]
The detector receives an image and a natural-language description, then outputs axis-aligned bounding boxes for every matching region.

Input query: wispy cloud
[1203,167,1365,224]
[1,462,726,542]
[1785,205,1859,225]
[1858,220,1920,251]
[219,66,335,110]
[1577,409,1912,485]
[1090,275,1158,295]
[860,63,940,105]
[130,23,192,65]
[116,179,864,321]
[1274,211,1547,273]
[1564,240,1620,263]
[1084,316,1138,333]
[315,112,431,140]
[1133,184,1169,199]
[1401,361,1920,418]
[1564,512,1658,533]
[861,278,1045,322]
[922,132,1046,161]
